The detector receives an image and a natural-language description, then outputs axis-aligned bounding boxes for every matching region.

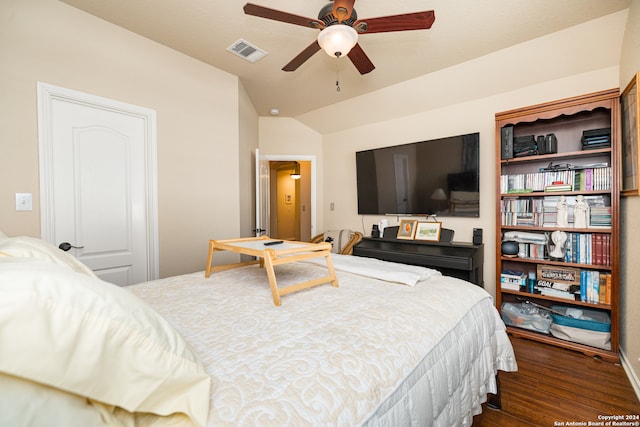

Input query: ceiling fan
[243,1,435,74]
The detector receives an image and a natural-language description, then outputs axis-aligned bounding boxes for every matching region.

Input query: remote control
[264,240,284,246]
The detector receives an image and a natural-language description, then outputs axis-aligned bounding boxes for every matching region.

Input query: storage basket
[549,306,611,350]
[501,302,552,334]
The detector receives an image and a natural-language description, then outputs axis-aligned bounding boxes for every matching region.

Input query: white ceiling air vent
[227,39,267,63]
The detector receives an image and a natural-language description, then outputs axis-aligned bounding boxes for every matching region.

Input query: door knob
[58,242,84,252]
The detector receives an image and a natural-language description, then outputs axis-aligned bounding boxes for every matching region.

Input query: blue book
[580,270,587,302]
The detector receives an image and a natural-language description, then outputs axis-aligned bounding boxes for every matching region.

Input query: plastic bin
[549,306,611,350]
[501,302,552,334]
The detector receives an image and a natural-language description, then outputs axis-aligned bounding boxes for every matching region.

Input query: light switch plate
[15,193,33,211]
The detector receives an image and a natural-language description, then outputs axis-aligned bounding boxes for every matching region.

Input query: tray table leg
[262,249,281,306]
[324,251,339,287]
[205,240,216,278]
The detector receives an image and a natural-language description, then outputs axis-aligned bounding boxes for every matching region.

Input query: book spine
[594,234,602,265]
[599,273,607,304]
[585,169,593,191]
[591,271,599,304]
[580,270,587,302]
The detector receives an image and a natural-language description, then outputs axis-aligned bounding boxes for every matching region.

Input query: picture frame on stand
[415,221,442,241]
[397,220,418,240]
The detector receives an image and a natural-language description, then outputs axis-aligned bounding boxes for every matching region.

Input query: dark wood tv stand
[353,237,484,287]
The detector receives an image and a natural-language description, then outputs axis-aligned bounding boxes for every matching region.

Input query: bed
[0,236,517,427]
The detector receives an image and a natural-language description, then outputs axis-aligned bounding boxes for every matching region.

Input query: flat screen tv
[356,132,480,217]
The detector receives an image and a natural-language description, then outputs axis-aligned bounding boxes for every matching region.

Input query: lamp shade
[317,25,358,58]
[431,188,447,201]
[290,162,301,180]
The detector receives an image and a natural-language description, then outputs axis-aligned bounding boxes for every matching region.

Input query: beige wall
[0,0,246,277]
[619,0,640,396]
[238,81,259,239]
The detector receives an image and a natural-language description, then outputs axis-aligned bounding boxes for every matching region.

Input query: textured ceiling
[59,0,630,119]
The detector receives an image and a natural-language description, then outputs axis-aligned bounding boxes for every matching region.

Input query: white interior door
[255,149,270,237]
[38,83,158,286]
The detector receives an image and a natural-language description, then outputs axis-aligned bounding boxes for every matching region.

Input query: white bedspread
[127,260,517,427]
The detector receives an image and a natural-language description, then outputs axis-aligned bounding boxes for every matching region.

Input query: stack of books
[590,206,612,228]
[545,183,572,192]
[536,280,580,301]
[581,128,611,150]
[535,265,580,301]
[500,270,526,291]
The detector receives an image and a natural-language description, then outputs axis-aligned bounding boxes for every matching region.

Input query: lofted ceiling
[59,0,630,119]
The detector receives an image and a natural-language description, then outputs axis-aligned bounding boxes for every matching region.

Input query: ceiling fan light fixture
[317,24,358,58]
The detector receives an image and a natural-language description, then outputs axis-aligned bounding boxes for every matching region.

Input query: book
[599,273,607,304]
[591,271,600,304]
[540,288,577,300]
[500,281,522,291]
[580,270,587,302]
[545,184,572,192]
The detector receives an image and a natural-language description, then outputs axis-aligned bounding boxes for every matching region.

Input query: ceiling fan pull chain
[335,60,341,92]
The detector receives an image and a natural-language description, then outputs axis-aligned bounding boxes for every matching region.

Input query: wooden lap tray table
[204,236,338,306]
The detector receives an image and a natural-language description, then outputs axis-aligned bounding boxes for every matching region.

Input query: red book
[593,234,602,265]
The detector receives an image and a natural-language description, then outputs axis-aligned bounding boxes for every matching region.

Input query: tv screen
[356,132,480,217]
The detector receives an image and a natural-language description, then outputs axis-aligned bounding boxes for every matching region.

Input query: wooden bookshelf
[495,89,620,362]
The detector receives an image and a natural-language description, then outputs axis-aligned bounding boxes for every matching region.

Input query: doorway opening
[255,150,316,242]
[269,160,312,241]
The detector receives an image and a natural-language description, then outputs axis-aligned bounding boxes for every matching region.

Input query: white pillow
[0,372,194,427]
[0,236,96,277]
[0,258,210,427]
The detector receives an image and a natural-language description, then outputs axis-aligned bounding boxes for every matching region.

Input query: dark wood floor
[473,336,640,426]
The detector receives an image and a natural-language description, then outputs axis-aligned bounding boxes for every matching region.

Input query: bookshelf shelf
[500,190,612,198]
[500,225,612,233]
[500,147,613,166]
[500,288,613,310]
[495,89,620,362]
[501,256,612,271]
[505,326,619,363]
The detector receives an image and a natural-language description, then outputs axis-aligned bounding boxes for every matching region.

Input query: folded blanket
[302,253,441,286]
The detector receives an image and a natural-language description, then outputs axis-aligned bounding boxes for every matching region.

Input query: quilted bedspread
[127,258,517,427]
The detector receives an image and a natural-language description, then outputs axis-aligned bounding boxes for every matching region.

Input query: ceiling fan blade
[347,43,375,75]
[332,0,356,23]
[282,41,322,72]
[354,11,435,34]
[243,3,324,29]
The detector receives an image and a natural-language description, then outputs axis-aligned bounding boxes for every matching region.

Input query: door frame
[256,152,317,239]
[37,82,159,280]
